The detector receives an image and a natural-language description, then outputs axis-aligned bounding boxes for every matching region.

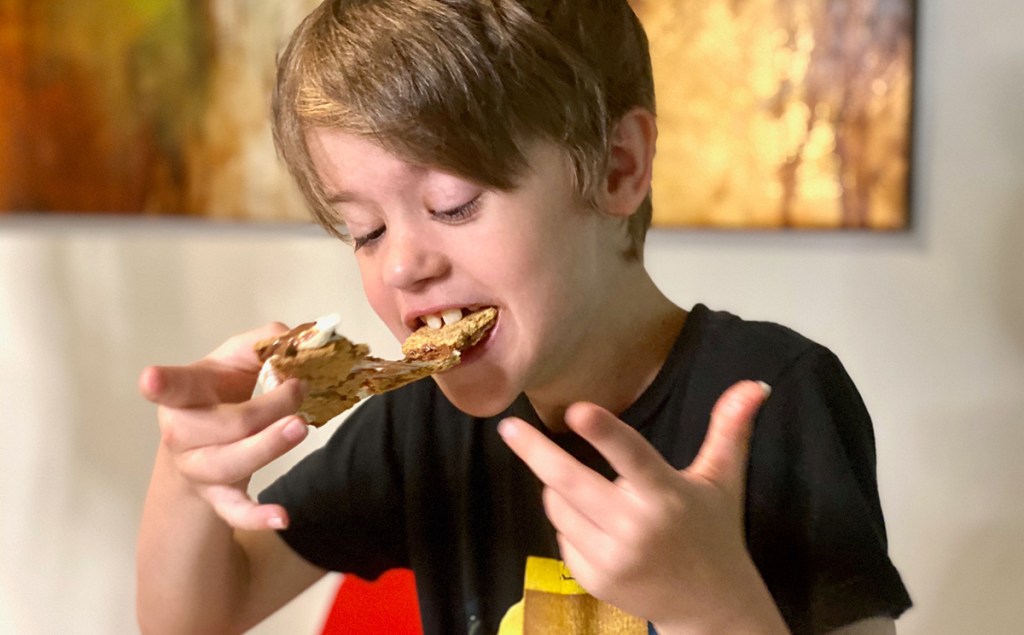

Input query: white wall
[1,1,1022,633]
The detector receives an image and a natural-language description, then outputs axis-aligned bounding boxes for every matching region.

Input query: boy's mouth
[402,307,498,361]
[417,307,471,330]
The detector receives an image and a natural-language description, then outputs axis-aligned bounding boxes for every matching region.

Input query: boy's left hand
[498,380,788,634]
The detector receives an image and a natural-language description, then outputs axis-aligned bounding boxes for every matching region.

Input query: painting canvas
[0,1,317,221]
[0,0,915,230]
[633,0,916,229]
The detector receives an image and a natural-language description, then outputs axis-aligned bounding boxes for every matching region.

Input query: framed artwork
[0,0,915,230]
[632,0,917,229]
[0,1,317,221]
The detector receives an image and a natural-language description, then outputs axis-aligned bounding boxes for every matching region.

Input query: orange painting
[0,0,315,221]
[1,0,915,230]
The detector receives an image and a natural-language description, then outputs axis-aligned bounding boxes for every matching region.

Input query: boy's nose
[381,227,448,290]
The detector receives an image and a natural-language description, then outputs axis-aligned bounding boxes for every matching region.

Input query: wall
[1,1,1022,633]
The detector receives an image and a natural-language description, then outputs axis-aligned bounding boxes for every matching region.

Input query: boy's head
[273,0,655,259]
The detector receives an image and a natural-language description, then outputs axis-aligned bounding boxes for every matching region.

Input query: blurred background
[2,0,1023,633]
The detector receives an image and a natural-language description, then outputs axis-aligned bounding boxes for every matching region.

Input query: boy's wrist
[650,563,790,635]
[653,604,790,635]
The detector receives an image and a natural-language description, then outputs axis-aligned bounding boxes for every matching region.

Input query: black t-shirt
[260,304,912,634]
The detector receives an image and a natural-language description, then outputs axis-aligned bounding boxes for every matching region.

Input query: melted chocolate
[255,322,316,360]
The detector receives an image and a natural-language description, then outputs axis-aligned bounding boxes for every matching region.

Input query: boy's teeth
[420,308,467,329]
[442,309,464,326]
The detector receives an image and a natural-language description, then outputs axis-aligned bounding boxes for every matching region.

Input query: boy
[136,1,911,633]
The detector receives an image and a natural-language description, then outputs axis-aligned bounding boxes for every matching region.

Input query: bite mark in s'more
[254,308,497,426]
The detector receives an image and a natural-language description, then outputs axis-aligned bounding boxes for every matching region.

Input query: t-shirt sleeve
[746,345,912,633]
[258,394,409,579]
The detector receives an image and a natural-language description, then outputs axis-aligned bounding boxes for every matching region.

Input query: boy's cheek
[359,272,402,335]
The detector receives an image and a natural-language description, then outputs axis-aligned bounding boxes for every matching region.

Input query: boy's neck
[526,268,687,432]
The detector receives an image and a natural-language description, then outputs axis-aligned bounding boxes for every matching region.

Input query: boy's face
[306,129,624,417]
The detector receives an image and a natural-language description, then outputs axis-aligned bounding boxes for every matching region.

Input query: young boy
[136,1,911,633]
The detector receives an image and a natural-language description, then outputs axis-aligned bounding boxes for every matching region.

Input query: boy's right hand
[138,323,311,531]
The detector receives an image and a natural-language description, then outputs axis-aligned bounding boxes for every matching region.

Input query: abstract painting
[0,1,316,221]
[632,0,917,229]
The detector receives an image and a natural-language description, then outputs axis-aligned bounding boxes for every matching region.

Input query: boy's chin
[432,376,516,419]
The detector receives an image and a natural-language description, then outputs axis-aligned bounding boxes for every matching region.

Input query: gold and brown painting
[0,0,915,230]
[633,0,916,229]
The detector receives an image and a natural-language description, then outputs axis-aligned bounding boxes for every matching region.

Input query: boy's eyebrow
[324,190,363,205]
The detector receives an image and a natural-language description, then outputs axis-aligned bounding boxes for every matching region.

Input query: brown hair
[273,0,655,259]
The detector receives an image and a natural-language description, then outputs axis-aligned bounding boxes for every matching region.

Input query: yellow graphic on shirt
[498,556,648,634]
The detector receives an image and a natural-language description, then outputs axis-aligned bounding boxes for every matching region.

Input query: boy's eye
[350,195,481,250]
[432,195,482,223]
[353,225,385,250]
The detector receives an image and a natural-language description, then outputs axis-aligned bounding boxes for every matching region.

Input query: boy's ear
[600,107,657,219]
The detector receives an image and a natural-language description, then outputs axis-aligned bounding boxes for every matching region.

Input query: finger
[179,415,310,485]
[562,402,677,492]
[541,486,613,559]
[160,379,308,452]
[139,322,291,407]
[498,417,621,522]
[140,362,254,407]
[687,380,771,501]
[202,484,291,531]
[553,532,607,601]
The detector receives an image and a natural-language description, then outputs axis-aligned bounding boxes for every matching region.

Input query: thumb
[686,380,771,506]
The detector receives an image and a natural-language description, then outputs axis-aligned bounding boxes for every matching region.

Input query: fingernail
[756,381,772,398]
[268,515,287,530]
[283,417,309,442]
[497,418,518,440]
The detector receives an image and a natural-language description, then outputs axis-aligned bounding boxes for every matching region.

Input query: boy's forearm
[136,445,252,635]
